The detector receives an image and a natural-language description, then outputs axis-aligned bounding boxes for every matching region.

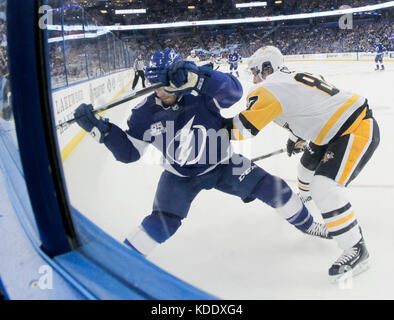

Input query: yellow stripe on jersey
[233,86,283,141]
[338,118,372,185]
[314,94,360,145]
[341,107,367,137]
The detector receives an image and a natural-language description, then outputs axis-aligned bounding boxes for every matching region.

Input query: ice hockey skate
[329,236,370,283]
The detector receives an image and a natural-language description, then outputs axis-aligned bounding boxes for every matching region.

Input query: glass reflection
[0,0,41,242]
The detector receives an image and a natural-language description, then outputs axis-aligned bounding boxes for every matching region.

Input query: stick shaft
[251,148,285,162]
[56,82,163,130]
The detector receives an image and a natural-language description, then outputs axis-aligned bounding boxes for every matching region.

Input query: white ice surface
[62,61,394,299]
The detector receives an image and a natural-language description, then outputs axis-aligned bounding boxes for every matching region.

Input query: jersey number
[247,96,259,110]
[294,72,339,96]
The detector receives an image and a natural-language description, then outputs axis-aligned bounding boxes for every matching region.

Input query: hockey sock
[297,162,315,202]
[310,175,362,249]
[124,211,183,256]
[251,174,313,231]
[276,193,313,231]
[124,226,160,256]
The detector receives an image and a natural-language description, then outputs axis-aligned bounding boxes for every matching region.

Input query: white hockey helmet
[248,46,284,77]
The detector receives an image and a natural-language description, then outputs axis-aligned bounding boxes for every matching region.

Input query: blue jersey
[228,52,241,64]
[375,43,386,54]
[103,68,243,177]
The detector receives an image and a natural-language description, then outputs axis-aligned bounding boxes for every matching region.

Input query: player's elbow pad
[113,149,140,164]
[202,69,243,107]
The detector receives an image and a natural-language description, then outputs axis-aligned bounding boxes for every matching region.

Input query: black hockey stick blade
[56,82,163,130]
[251,148,286,162]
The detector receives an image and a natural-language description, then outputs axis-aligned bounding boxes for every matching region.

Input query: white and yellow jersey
[233,68,367,145]
[186,55,200,64]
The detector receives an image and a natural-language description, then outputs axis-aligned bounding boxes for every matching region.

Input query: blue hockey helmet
[146,48,183,84]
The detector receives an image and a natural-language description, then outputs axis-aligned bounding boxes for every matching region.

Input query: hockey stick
[56,82,163,130]
[251,148,286,162]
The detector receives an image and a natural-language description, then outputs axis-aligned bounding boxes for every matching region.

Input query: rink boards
[52,69,134,161]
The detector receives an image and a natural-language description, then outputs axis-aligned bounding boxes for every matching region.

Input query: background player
[227,48,241,77]
[232,46,380,282]
[209,52,220,70]
[73,48,330,258]
[374,39,386,71]
[186,49,200,64]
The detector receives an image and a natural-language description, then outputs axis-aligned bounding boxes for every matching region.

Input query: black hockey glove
[286,132,306,157]
[164,61,206,95]
[74,103,110,143]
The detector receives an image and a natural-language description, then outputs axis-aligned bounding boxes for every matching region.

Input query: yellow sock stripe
[314,94,360,145]
[60,78,134,162]
[298,183,309,190]
[325,211,355,229]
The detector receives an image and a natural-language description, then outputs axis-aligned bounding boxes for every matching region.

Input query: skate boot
[302,222,332,239]
[329,236,370,283]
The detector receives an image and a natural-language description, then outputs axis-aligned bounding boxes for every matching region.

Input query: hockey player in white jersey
[232,46,380,282]
[186,49,200,64]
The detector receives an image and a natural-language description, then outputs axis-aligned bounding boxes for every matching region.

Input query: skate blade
[329,259,370,284]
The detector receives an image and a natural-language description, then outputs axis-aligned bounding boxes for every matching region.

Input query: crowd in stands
[85,0,387,25]
[0,0,393,89]
[50,14,394,88]
[123,17,393,61]
[0,0,7,79]
[242,19,393,56]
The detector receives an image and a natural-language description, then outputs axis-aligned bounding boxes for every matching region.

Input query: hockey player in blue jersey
[228,49,241,77]
[374,39,386,71]
[73,48,330,257]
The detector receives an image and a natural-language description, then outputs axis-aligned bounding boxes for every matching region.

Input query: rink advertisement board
[52,69,134,161]
[284,51,394,62]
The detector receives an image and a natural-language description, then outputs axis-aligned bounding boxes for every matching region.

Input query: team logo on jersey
[323,151,335,163]
[168,49,179,64]
[166,116,207,166]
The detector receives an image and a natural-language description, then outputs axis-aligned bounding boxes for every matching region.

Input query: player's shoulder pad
[246,82,277,103]
[126,94,157,125]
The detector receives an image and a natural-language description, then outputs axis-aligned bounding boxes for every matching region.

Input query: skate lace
[334,247,359,265]
[307,223,327,236]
